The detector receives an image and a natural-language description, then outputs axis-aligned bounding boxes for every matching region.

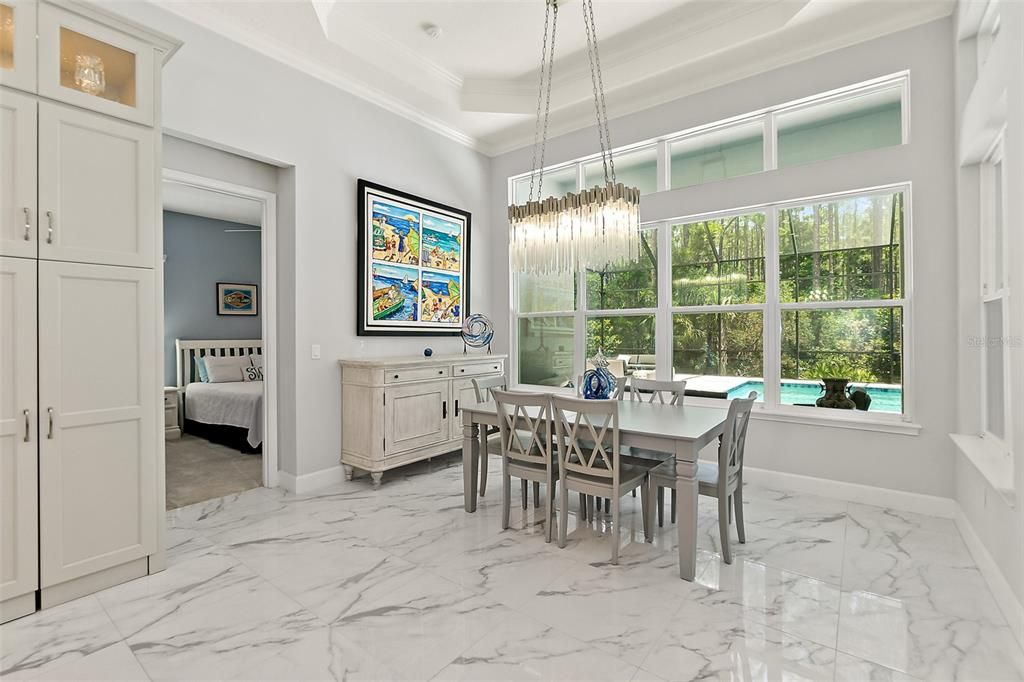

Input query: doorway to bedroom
[161,172,276,509]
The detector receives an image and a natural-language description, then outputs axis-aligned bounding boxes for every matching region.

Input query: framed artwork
[217,282,258,316]
[357,179,471,336]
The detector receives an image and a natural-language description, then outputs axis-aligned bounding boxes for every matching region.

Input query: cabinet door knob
[438,370,443,375]
[45,211,55,244]
[23,409,30,442]
[22,208,31,240]
[393,374,399,379]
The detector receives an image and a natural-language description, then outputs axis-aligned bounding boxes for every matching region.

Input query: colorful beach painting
[371,200,420,265]
[420,271,461,323]
[421,214,462,272]
[359,180,471,335]
[370,263,419,322]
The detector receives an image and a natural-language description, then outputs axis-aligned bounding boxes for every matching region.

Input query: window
[585,146,657,195]
[776,84,903,168]
[777,191,905,412]
[509,77,913,423]
[980,140,1010,447]
[670,121,764,189]
[512,165,578,204]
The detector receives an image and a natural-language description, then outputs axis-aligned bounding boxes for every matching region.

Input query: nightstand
[163,387,182,440]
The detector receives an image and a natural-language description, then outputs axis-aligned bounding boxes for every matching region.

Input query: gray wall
[112,1,493,479]
[163,210,262,385]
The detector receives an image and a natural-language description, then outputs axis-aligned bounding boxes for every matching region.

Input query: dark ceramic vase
[815,378,856,409]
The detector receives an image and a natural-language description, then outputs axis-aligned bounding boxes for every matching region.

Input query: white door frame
[160,168,279,489]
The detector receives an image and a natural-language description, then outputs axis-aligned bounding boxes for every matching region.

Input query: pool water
[726,380,903,413]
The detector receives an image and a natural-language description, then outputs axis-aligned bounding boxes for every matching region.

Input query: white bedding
[185,381,264,448]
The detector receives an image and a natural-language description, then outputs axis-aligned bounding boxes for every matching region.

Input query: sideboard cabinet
[339,355,506,488]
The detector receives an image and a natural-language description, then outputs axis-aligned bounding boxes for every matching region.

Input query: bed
[176,339,264,452]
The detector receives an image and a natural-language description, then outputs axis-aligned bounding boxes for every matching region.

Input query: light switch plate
[311,344,321,360]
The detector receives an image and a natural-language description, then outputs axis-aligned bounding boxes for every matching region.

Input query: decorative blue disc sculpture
[581,349,616,400]
[461,313,494,354]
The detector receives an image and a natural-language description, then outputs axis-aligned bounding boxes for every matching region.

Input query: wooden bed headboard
[176,339,263,388]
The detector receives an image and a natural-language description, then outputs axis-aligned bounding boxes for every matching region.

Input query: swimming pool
[726,380,903,413]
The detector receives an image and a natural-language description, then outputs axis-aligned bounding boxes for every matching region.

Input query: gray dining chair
[573,374,628,517]
[491,389,557,542]
[551,395,655,564]
[473,375,542,509]
[647,391,756,564]
[622,377,687,520]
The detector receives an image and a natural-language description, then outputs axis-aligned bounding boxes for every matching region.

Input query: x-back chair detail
[491,390,557,542]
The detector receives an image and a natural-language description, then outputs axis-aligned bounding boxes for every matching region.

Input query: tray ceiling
[154,0,953,156]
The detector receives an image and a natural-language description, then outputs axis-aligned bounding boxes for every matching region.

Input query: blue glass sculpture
[581,350,616,400]
[461,313,494,354]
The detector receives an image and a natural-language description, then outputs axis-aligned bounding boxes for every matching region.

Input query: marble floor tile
[837,589,1024,681]
[0,596,124,680]
[8,475,1023,682]
[433,609,640,681]
[641,604,837,682]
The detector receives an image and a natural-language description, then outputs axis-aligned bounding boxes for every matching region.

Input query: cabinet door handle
[23,207,31,240]
[442,400,448,419]
[23,409,30,442]
[45,211,54,244]
[454,399,460,417]
[47,407,54,439]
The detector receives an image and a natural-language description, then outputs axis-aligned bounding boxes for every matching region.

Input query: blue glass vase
[581,367,616,400]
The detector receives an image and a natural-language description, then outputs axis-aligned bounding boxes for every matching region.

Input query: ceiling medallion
[508,0,641,276]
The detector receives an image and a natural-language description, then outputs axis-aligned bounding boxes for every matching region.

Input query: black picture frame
[216,282,259,316]
[357,179,471,336]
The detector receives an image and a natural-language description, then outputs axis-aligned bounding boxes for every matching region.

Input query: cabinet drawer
[385,366,450,384]
[164,405,176,423]
[163,393,175,408]
[453,361,504,378]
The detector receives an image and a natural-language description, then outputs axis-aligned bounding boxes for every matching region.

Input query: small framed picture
[217,282,258,316]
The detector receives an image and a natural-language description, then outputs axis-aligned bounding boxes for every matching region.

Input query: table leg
[463,420,480,512]
[675,442,699,581]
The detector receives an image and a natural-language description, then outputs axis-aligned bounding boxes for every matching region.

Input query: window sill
[950,433,1016,507]
[747,406,921,435]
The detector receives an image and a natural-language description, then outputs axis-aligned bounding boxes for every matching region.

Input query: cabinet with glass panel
[0,0,37,92]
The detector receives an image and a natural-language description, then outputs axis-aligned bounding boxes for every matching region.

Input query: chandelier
[508,0,641,276]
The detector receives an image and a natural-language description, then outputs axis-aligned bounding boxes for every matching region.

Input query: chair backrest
[551,395,620,482]
[628,377,687,405]
[472,374,507,403]
[491,389,551,467]
[718,391,756,487]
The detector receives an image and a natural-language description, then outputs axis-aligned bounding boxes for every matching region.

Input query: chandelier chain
[527,0,553,203]
[581,0,609,184]
[537,0,558,199]
[585,0,616,183]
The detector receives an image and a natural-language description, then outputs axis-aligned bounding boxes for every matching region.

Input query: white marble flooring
[3,453,1022,682]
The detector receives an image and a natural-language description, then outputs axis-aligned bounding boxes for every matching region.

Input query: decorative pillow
[204,355,247,383]
[242,364,264,382]
[195,356,210,383]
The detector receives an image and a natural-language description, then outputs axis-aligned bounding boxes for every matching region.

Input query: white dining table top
[461,397,729,443]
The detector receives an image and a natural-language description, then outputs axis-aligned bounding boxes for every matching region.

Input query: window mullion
[763,206,781,409]
[657,220,672,380]
[574,269,587,386]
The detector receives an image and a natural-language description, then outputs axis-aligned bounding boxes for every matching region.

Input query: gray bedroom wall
[163,210,262,385]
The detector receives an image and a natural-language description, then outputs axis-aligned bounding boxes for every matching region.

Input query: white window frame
[979,136,1012,453]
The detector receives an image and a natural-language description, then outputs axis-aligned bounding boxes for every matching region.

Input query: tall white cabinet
[0,0,177,622]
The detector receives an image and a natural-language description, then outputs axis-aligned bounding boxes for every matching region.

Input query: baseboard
[743,466,957,518]
[277,464,346,494]
[955,506,1024,649]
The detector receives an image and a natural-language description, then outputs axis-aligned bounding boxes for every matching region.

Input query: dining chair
[551,395,654,564]
[573,374,628,517]
[647,391,756,564]
[471,375,532,506]
[491,390,557,542]
[623,377,687,521]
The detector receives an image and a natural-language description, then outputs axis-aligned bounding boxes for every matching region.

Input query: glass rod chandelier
[508,0,641,276]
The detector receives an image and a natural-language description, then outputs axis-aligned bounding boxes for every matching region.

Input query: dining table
[460,393,731,581]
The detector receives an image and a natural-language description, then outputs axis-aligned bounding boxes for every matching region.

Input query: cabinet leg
[371,472,383,490]
[343,465,354,482]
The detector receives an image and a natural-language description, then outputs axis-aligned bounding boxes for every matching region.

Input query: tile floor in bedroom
[3,452,1023,682]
